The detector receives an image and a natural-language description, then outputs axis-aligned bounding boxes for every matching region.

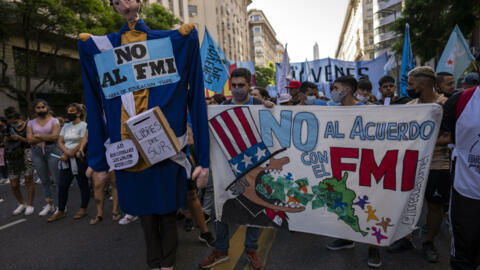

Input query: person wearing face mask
[436,72,458,98]
[223,68,274,108]
[388,67,451,263]
[355,78,374,104]
[4,109,36,215]
[200,68,273,270]
[250,87,270,102]
[47,103,90,222]
[325,75,382,267]
[27,99,62,216]
[300,81,327,105]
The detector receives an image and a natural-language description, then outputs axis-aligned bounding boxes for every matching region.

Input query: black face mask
[66,113,77,121]
[37,111,48,117]
[407,89,420,99]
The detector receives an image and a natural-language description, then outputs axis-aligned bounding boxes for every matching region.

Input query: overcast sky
[248,0,349,63]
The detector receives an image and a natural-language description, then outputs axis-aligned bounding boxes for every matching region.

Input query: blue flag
[200,27,229,93]
[400,24,415,97]
[384,53,396,75]
[436,25,475,82]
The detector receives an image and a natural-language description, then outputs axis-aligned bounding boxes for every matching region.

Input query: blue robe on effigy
[78,20,209,216]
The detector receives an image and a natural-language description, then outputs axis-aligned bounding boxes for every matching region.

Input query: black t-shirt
[5,124,28,152]
[374,96,412,105]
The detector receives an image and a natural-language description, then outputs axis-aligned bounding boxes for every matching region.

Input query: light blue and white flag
[200,27,229,93]
[436,25,475,82]
[276,44,290,103]
[384,53,396,75]
[400,23,415,97]
[303,58,312,81]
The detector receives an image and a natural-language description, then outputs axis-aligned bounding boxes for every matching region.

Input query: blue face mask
[305,95,316,105]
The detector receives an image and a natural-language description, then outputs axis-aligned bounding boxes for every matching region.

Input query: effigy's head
[110,0,142,22]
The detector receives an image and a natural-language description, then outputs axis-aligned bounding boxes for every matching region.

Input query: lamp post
[377,8,400,90]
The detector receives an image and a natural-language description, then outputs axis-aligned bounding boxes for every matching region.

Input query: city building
[145,0,189,24]
[335,0,375,61]
[313,42,319,60]
[187,0,252,61]
[248,9,284,67]
[372,0,404,58]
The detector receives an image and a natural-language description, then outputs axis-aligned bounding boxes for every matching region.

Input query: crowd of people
[1,67,479,270]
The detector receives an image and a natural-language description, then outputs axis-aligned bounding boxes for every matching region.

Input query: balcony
[376,0,402,11]
[379,13,399,26]
[377,31,397,43]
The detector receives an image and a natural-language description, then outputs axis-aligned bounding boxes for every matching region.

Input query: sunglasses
[231,83,246,88]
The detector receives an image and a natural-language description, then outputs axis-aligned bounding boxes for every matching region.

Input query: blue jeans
[209,176,260,253]
[201,169,214,215]
[31,144,61,202]
[214,221,259,253]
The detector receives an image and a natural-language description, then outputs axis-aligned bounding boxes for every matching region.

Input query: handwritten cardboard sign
[124,107,181,167]
[94,38,180,99]
[106,139,139,170]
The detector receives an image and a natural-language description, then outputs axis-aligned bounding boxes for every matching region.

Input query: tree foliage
[0,0,178,111]
[255,62,276,88]
[391,0,480,64]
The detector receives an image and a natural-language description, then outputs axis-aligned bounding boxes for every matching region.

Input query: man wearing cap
[282,80,305,105]
[461,72,480,90]
[389,67,451,263]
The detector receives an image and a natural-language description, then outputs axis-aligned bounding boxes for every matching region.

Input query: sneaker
[199,250,229,268]
[184,218,194,232]
[47,211,65,222]
[387,238,414,253]
[204,213,212,223]
[35,178,41,184]
[119,214,138,225]
[422,241,438,263]
[246,250,264,270]
[13,204,26,215]
[39,204,55,216]
[0,198,4,203]
[367,247,382,268]
[24,206,34,216]
[326,239,355,250]
[73,209,87,220]
[199,232,216,248]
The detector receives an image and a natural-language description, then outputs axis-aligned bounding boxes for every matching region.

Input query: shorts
[425,169,452,205]
[7,148,34,179]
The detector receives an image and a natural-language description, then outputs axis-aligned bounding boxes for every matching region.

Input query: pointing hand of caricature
[178,23,195,36]
[192,166,209,189]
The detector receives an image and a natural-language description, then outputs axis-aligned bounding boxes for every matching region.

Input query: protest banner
[208,104,442,246]
[275,53,388,99]
[94,38,180,99]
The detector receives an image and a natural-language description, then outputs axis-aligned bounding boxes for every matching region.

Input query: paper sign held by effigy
[124,107,181,168]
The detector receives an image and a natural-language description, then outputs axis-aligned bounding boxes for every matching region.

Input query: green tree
[255,62,276,88]
[391,0,480,64]
[0,0,178,111]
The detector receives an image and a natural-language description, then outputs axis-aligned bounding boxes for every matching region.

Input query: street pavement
[0,182,451,270]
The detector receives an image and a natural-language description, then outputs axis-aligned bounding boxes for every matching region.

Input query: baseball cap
[462,72,480,86]
[286,81,301,89]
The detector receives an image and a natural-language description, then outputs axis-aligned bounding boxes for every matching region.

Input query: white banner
[275,53,388,99]
[208,104,442,246]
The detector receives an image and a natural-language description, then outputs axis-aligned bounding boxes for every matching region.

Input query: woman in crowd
[250,87,270,101]
[48,103,90,222]
[4,109,35,215]
[27,99,61,216]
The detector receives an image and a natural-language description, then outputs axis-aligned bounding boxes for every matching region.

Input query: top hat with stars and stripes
[209,107,285,189]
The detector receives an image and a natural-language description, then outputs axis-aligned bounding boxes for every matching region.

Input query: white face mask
[355,93,370,103]
[331,90,347,103]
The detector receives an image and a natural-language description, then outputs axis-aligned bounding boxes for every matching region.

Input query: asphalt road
[0,181,452,270]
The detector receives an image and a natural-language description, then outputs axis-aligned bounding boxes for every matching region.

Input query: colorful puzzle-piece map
[256,172,367,237]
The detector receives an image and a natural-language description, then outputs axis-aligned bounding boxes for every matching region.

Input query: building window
[188,5,198,17]
[253,26,262,34]
[250,15,261,22]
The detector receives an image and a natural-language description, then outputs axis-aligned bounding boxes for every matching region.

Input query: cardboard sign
[208,104,442,246]
[124,107,181,167]
[106,139,139,170]
[94,38,180,99]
